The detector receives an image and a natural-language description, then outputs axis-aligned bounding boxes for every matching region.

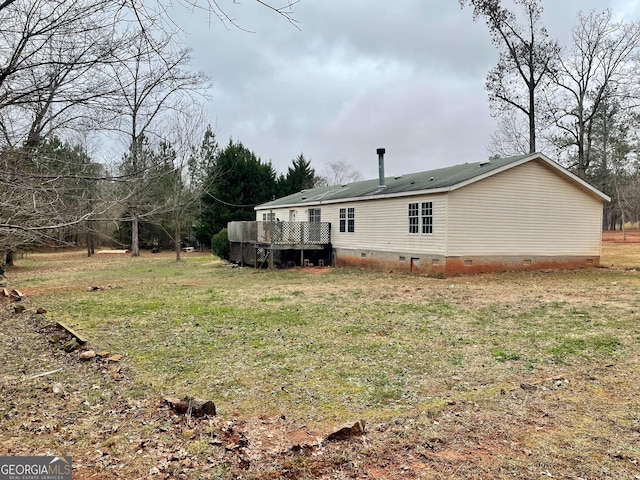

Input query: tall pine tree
[196,139,277,244]
[278,153,316,196]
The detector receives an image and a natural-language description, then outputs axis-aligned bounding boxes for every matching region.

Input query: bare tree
[461,0,558,153]
[0,0,300,266]
[548,10,640,178]
[488,110,532,157]
[315,161,363,187]
[0,139,107,260]
[147,112,217,262]
[124,0,301,33]
[0,0,126,262]
[109,33,208,256]
[0,0,127,148]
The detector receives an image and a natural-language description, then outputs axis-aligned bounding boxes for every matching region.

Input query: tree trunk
[175,218,181,262]
[5,250,14,266]
[131,213,140,256]
[86,219,95,257]
[529,71,536,153]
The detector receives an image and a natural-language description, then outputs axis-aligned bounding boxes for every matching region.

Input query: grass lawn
[2,238,640,479]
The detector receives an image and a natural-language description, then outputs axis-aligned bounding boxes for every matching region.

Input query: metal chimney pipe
[377,148,386,190]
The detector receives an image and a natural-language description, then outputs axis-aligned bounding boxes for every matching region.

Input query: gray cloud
[171,0,640,179]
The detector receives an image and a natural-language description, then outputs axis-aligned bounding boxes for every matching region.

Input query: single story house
[244,150,609,275]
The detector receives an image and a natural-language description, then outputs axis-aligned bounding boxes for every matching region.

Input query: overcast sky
[171,0,640,180]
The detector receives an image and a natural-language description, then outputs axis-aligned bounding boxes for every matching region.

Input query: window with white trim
[262,212,275,221]
[422,202,433,234]
[408,203,419,233]
[339,207,355,233]
[308,208,321,222]
[409,202,433,234]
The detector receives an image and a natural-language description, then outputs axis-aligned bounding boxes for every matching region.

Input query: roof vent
[394,175,402,180]
[430,177,434,181]
[479,160,491,167]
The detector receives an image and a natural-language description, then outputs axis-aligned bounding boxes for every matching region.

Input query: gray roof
[257,153,609,209]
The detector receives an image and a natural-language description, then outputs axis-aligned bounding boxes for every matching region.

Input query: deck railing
[228,221,330,245]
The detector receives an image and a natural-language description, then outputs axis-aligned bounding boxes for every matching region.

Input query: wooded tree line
[461,0,640,230]
[0,0,318,262]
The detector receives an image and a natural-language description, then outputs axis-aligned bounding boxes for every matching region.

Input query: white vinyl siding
[256,208,301,221]
[446,160,603,257]
[326,194,447,254]
[256,195,447,254]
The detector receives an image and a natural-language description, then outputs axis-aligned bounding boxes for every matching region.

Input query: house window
[339,207,355,233]
[409,202,433,234]
[408,203,419,234]
[421,202,433,234]
[262,212,275,221]
[308,208,321,222]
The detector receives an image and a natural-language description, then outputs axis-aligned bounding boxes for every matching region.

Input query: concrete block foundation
[333,248,599,276]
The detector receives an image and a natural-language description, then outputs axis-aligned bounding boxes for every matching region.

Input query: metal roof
[256,153,609,209]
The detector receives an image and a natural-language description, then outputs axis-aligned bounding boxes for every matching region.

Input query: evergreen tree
[188,125,219,190]
[1,137,102,256]
[278,153,316,196]
[116,137,178,250]
[196,139,277,244]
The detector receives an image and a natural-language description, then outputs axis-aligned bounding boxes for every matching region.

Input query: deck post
[269,211,274,270]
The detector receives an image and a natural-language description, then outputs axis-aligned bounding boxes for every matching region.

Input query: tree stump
[164,396,216,417]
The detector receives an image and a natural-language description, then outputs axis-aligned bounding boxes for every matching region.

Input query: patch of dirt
[300,267,332,275]
[602,229,640,243]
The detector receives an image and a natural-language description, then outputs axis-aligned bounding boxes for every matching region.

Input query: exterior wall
[446,160,604,258]
[256,196,448,273]
[257,195,448,254]
[256,160,605,275]
[326,194,448,255]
